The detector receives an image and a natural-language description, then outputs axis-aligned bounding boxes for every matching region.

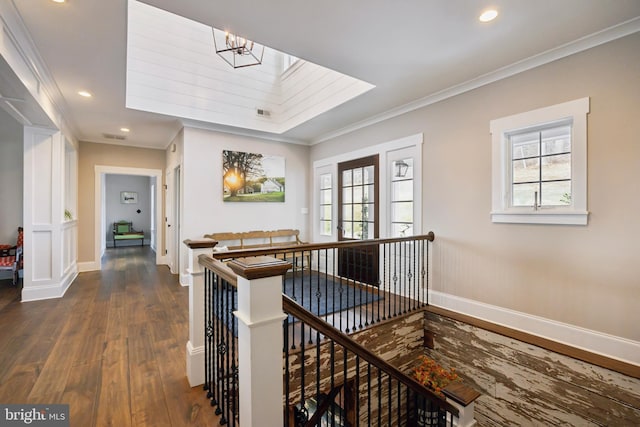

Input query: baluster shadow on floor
[0,246,224,427]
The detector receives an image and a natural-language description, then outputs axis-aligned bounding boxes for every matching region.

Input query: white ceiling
[10,0,640,149]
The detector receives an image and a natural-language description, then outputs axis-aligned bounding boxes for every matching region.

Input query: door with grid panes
[337,155,379,285]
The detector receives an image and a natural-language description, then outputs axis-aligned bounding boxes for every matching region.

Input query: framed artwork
[223,150,285,202]
[121,191,138,204]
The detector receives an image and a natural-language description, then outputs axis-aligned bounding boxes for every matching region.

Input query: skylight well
[125,0,374,135]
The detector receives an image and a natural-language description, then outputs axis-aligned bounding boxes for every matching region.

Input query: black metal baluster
[322,248,328,325]
[396,378,401,427]
[339,276,344,333]
[284,315,290,427]
[404,240,408,314]
[330,340,335,427]
[315,322,321,425]
[314,265,320,344]
[394,241,399,318]
[380,243,385,322]
[377,367,382,427]
[367,362,372,427]
[425,238,430,306]
[215,277,223,417]
[230,283,238,426]
[343,348,349,427]
[387,375,392,426]
[223,280,232,425]
[214,275,221,412]
[300,318,306,414]
[204,269,210,396]
[344,273,350,334]
[411,239,416,310]
[355,355,360,426]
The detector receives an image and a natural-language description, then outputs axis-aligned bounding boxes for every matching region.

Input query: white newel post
[228,257,291,427]
[442,382,481,427]
[184,239,218,387]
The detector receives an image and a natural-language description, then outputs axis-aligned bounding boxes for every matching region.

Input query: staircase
[186,233,478,426]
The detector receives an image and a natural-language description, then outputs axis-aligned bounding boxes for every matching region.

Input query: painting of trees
[222,150,285,202]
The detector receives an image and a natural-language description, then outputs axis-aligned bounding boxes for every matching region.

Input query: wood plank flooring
[0,247,223,427]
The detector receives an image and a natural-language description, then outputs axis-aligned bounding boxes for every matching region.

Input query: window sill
[491,210,589,225]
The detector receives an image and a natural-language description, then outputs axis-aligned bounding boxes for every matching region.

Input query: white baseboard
[180,273,191,287]
[22,268,78,302]
[78,261,100,272]
[429,290,640,367]
[186,341,205,387]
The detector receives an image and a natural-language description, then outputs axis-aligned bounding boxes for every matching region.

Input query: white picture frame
[121,191,138,204]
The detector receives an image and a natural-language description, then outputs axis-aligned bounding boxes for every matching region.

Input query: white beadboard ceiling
[126,0,374,135]
[6,0,640,148]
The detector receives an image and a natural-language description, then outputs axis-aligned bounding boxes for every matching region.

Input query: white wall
[0,109,23,243]
[105,174,151,246]
[176,126,310,283]
[309,33,640,363]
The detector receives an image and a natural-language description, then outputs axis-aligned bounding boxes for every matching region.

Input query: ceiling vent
[102,133,127,141]
[256,108,271,118]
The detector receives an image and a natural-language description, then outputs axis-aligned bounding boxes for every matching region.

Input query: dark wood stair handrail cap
[228,256,292,280]
[183,239,218,249]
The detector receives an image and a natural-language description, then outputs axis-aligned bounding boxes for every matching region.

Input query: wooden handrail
[198,254,238,287]
[211,232,435,260]
[282,294,459,416]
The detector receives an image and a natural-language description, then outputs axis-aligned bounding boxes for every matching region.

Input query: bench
[113,221,144,247]
[204,229,309,269]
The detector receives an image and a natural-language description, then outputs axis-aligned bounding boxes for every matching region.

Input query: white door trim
[93,165,163,270]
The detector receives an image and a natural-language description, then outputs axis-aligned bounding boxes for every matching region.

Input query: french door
[337,155,379,285]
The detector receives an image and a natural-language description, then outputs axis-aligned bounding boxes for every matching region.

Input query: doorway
[337,155,379,285]
[94,165,163,269]
[172,166,181,275]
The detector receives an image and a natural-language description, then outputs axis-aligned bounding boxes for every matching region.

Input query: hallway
[0,247,222,426]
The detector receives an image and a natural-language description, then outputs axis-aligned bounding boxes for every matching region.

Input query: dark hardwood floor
[0,247,223,427]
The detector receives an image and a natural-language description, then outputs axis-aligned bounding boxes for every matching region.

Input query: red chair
[0,227,23,285]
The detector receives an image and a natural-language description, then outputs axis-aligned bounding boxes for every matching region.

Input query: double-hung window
[490,98,589,225]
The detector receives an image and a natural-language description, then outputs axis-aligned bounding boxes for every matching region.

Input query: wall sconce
[395,160,409,178]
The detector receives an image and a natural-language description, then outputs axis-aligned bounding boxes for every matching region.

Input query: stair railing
[188,233,475,426]
[283,293,459,426]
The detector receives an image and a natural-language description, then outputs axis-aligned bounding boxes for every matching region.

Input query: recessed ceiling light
[52,0,66,3]
[78,90,92,98]
[120,127,130,133]
[479,9,498,23]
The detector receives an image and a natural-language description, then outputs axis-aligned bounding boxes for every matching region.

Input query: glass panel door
[337,155,379,285]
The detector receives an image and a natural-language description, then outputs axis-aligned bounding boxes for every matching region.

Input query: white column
[185,239,217,387]
[22,127,76,301]
[228,257,291,427]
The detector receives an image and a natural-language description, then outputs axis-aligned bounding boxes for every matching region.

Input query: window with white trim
[390,158,414,237]
[490,98,589,225]
[319,173,332,236]
[282,54,299,73]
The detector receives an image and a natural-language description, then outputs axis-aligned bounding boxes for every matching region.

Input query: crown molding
[180,118,309,146]
[311,16,640,145]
